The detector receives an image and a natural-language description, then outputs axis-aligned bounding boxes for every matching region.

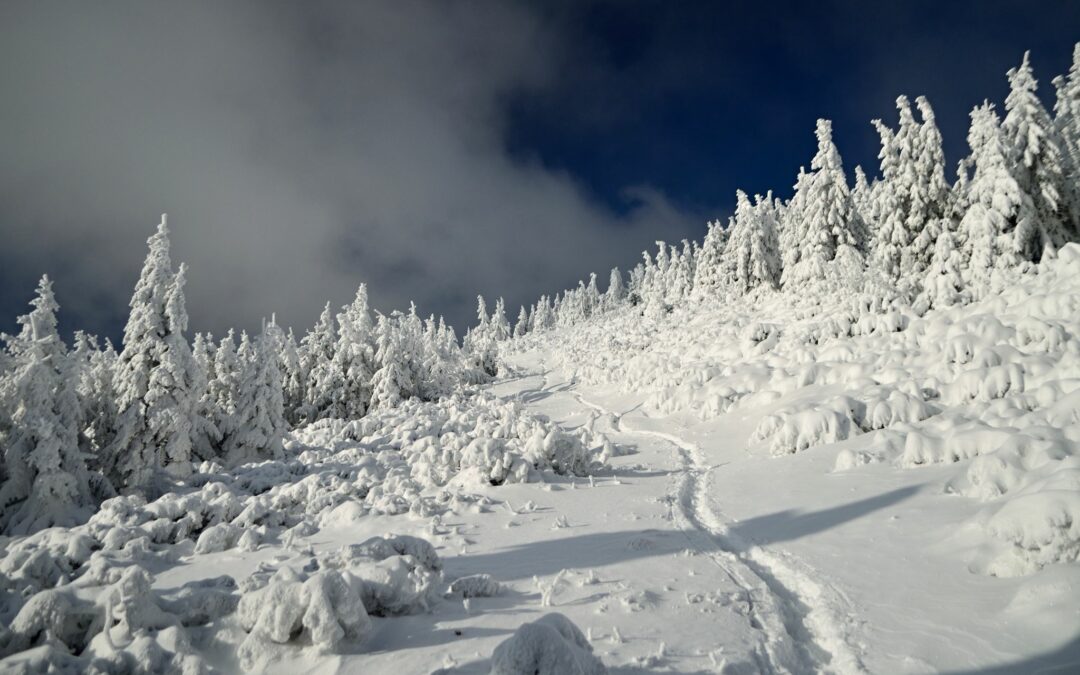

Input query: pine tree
[0,276,94,534]
[210,330,241,451]
[604,267,625,309]
[333,285,376,419]
[279,327,305,426]
[370,313,412,410]
[1002,51,1071,258]
[190,332,222,462]
[692,220,727,297]
[225,321,286,466]
[491,298,511,341]
[1053,43,1080,233]
[959,103,1034,288]
[514,305,530,337]
[781,120,866,288]
[72,332,119,475]
[299,303,338,421]
[109,216,199,494]
[725,191,782,292]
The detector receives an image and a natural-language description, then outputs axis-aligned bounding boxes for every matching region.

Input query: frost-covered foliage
[0,277,96,535]
[523,241,1080,576]
[490,612,607,675]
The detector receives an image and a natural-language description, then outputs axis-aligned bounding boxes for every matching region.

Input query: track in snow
[559,376,867,674]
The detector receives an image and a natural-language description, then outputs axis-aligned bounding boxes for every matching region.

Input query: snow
[4,44,1080,675]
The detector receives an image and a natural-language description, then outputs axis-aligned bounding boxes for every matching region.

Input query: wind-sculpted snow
[0,391,609,672]
[490,612,607,675]
[520,245,1080,575]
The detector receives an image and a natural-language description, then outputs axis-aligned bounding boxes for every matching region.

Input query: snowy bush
[490,613,606,675]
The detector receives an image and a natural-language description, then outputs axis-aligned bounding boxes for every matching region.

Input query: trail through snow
[552,368,868,674]
[481,357,865,673]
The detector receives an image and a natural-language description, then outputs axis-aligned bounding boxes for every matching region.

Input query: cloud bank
[0,0,699,339]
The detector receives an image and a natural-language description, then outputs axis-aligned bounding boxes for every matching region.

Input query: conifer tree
[1053,44,1080,231]
[299,302,338,421]
[514,305,530,337]
[0,276,94,533]
[71,332,118,474]
[604,267,625,309]
[109,216,198,493]
[491,297,511,341]
[781,121,866,288]
[370,313,412,410]
[724,190,782,292]
[333,285,376,419]
[1002,52,1071,258]
[225,321,286,466]
[959,103,1034,287]
[210,330,240,451]
[278,327,305,426]
[190,332,222,462]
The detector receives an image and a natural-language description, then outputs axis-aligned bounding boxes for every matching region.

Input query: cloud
[0,0,700,340]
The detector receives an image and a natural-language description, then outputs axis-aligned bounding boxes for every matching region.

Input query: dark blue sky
[0,1,1077,343]
[508,0,1080,216]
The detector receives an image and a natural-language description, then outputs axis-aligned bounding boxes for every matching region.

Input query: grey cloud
[0,0,699,339]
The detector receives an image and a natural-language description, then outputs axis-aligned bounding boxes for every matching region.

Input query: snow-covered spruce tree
[780,120,868,289]
[190,332,222,462]
[919,225,968,311]
[958,103,1034,289]
[603,267,625,310]
[278,327,306,426]
[514,305,530,338]
[691,220,727,298]
[225,321,286,466]
[464,296,498,377]
[1054,43,1080,231]
[370,313,413,411]
[0,276,95,534]
[491,298,511,342]
[666,241,695,303]
[299,302,338,422]
[1002,51,1071,258]
[209,330,240,452]
[72,332,119,476]
[108,217,199,494]
[777,166,810,275]
[851,166,873,231]
[870,96,950,281]
[333,285,376,419]
[909,96,952,271]
[722,190,781,292]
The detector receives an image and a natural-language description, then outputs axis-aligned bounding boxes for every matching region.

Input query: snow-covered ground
[5,255,1080,673]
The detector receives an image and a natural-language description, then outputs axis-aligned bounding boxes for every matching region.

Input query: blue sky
[0,1,1077,342]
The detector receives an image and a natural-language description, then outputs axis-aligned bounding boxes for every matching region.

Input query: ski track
[525,366,867,674]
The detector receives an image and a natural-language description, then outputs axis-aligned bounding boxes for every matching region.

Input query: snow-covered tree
[278,327,305,426]
[1002,51,1072,258]
[190,332,222,462]
[0,276,95,533]
[370,313,413,410]
[603,267,625,309]
[209,330,240,452]
[958,103,1034,287]
[870,96,950,280]
[71,332,118,474]
[491,298,511,342]
[108,216,199,494]
[781,120,867,288]
[1054,43,1080,232]
[299,303,338,421]
[514,306,530,337]
[225,321,286,466]
[692,220,727,298]
[333,285,376,419]
[723,190,781,292]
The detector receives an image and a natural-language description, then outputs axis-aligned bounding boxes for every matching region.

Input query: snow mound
[490,613,606,675]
